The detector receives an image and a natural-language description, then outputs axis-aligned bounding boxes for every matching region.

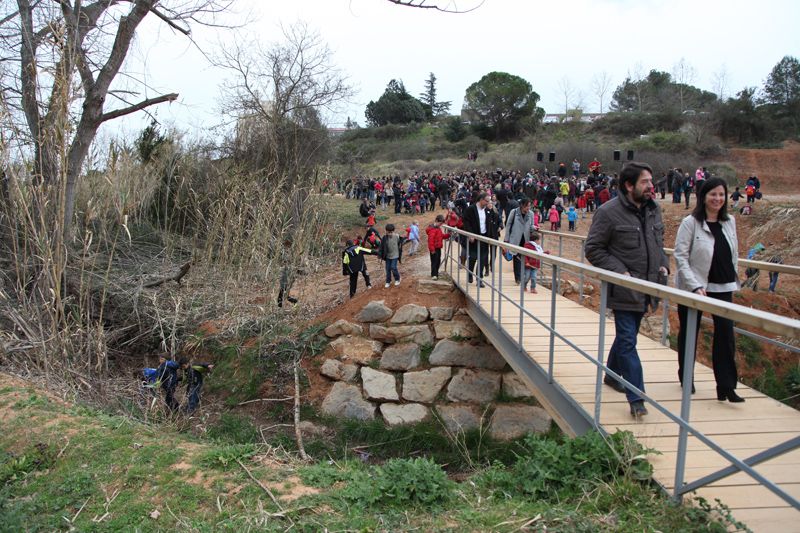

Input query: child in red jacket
[426,214,449,280]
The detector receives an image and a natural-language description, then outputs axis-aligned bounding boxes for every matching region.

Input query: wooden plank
[721,507,800,533]
[690,484,800,509]
[645,432,799,453]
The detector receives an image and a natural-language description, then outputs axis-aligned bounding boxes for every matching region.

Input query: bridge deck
[456,257,800,532]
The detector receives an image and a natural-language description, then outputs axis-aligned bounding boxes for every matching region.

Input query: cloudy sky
[117,0,800,137]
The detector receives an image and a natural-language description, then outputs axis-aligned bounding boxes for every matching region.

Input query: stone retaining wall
[319,280,552,441]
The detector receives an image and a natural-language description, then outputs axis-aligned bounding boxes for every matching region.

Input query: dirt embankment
[726,140,800,193]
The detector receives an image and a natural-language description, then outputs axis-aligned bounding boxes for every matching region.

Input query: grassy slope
[0,375,744,532]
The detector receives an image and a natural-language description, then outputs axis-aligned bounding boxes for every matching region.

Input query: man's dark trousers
[606,310,645,404]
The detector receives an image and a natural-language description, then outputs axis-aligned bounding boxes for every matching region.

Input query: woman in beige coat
[673,177,744,403]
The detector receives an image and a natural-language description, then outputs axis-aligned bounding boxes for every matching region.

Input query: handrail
[448,226,800,338]
[443,224,800,512]
[534,227,800,276]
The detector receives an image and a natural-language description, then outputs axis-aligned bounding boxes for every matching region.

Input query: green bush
[444,117,467,142]
[632,131,691,153]
[476,431,653,500]
[592,112,683,136]
[341,457,455,508]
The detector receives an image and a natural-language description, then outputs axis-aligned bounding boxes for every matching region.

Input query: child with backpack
[343,240,376,297]
[426,214,449,280]
[523,233,544,294]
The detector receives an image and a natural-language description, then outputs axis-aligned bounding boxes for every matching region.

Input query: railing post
[477,239,482,305]
[491,243,496,320]
[594,281,608,425]
[674,307,698,502]
[661,297,669,346]
[498,247,503,324]
[579,245,585,303]
[558,235,563,257]
[465,237,471,295]
[518,267,524,346]
[548,264,559,383]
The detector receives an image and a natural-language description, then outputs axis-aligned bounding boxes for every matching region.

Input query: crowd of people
[338,158,772,419]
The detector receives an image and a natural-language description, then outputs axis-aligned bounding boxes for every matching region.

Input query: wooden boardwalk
[456,257,800,533]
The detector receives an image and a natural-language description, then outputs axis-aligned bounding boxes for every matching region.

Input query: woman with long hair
[673,177,744,403]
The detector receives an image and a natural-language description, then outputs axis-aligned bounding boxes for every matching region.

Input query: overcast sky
[115,0,800,138]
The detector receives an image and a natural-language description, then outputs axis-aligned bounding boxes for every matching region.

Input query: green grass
[0,384,749,532]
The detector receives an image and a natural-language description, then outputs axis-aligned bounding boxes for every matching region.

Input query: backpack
[745,185,755,196]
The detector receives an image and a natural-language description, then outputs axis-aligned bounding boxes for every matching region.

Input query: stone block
[329,336,382,364]
[380,343,421,371]
[429,339,507,370]
[501,372,534,399]
[435,404,482,434]
[356,300,393,323]
[402,367,451,403]
[321,382,376,420]
[433,318,481,339]
[380,403,429,426]
[429,307,455,321]
[446,368,501,403]
[324,319,363,338]
[361,367,399,401]
[489,404,552,441]
[389,304,429,324]
[320,359,358,382]
[417,279,455,294]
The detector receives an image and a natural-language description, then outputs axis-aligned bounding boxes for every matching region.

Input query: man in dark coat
[585,162,669,418]
[461,192,495,285]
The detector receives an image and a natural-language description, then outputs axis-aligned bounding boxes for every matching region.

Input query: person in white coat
[673,177,744,403]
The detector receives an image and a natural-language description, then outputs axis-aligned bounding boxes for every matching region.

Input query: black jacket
[343,245,374,274]
[462,203,499,241]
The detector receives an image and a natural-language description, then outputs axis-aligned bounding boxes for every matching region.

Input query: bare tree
[591,71,613,113]
[556,76,576,116]
[672,57,697,111]
[711,65,730,101]
[216,21,353,308]
[1,0,232,240]
[630,62,646,112]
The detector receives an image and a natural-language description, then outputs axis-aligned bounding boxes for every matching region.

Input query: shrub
[476,430,653,500]
[341,457,455,508]
[444,117,467,142]
[632,131,691,153]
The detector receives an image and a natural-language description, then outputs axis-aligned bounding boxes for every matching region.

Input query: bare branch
[385,0,485,13]
[99,92,178,123]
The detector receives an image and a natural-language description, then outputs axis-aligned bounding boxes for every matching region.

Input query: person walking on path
[343,240,375,298]
[379,223,403,288]
[407,220,420,256]
[673,177,744,403]
[426,214,449,280]
[462,192,493,286]
[585,162,669,418]
[503,198,535,284]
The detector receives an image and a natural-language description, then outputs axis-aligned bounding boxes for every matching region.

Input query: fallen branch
[237,397,293,406]
[293,354,309,461]
[235,458,284,513]
[143,262,191,288]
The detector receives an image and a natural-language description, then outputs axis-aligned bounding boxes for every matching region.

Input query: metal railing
[534,227,800,354]
[443,224,800,508]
